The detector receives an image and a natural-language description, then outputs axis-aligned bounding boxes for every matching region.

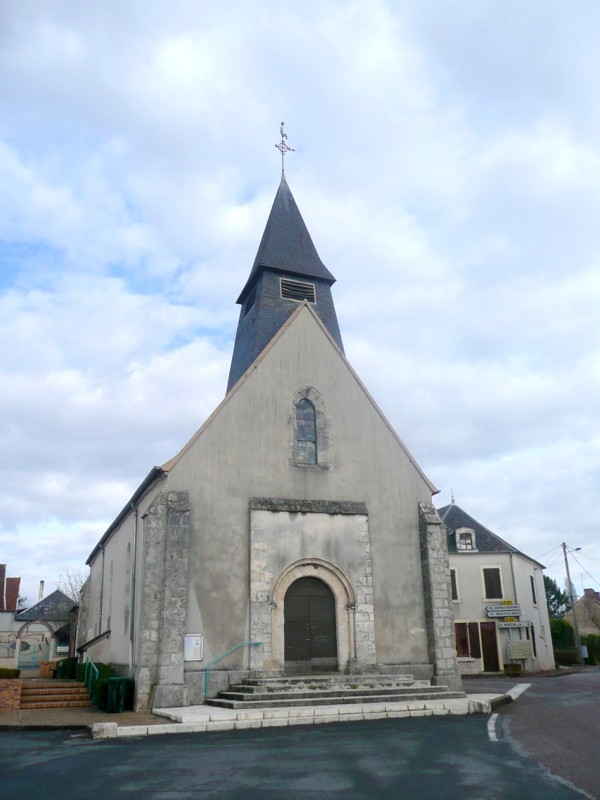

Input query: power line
[535,544,563,561]
[568,552,600,589]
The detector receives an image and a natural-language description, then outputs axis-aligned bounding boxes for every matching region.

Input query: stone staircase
[20,679,92,710]
[206,673,465,710]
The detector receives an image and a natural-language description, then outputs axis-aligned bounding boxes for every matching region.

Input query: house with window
[1,566,74,674]
[438,503,554,674]
[78,173,461,710]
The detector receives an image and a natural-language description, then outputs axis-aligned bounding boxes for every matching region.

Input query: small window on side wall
[483,567,503,599]
[455,622,481,658]
[450,568,459,601]
[290,387,331,470]
[295,399,317,464]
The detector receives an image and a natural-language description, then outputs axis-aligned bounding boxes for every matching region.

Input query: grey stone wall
[418,502,462,691]
[249,502,375,673]
[136,492,190,710]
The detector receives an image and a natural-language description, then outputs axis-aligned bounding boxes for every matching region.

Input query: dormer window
[455,527,476,551]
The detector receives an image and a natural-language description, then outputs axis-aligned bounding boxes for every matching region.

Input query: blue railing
[204,641,262,699]
[84,657,99,697]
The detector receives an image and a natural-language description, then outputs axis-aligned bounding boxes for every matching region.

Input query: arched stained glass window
[295,398,317,464]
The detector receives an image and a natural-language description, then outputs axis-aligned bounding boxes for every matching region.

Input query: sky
[1,1,599,606]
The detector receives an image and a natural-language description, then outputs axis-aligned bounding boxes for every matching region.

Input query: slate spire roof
[227,176,344,392]
[236,175,336,304]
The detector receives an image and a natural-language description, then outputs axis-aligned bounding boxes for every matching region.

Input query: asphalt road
[495,670,599,800]
[1,713,588,799]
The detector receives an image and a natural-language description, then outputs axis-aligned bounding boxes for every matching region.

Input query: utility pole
[562,542,584,665]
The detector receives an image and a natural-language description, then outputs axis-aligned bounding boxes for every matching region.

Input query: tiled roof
[438,503,543,567]
[236,176,336,304]
[15,589,75,621]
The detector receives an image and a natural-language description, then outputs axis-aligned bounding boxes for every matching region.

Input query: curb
[90,694,507,739]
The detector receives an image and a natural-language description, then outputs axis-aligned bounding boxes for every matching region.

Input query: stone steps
[20,680,92,710]
[206,673,465,710]
[237,675,426,691]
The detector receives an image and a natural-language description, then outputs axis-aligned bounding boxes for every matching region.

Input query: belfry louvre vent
[280,278,316,303]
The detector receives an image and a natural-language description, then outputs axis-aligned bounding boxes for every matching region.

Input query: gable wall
[164,309,434,668]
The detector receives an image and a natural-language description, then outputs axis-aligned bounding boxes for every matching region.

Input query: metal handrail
[84,657,99,695]
[204,641,262,698]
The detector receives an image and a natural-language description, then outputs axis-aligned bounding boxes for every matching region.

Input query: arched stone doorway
[262,558,357,674]
[284,576,337,671]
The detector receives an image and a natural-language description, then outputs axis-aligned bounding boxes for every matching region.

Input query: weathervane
[275,122,295,175]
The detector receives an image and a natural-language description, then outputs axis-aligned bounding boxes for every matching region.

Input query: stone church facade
[79,175,461,710]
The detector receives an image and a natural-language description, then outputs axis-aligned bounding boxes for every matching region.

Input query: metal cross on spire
[275,122,295,175]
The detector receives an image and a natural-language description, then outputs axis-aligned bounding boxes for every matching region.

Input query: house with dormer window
[438,503,554,674]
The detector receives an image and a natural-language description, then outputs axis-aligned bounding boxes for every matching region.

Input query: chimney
[5,577,21,612]
[584,588,600,602]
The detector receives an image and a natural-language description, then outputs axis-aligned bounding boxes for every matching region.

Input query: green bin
[106,677,127,713]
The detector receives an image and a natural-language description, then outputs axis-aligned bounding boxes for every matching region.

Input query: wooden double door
[284,577,338,671]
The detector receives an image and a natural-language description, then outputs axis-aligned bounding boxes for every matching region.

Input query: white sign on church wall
[184,634,204,661]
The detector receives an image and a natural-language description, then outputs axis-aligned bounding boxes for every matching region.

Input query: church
[79,155,461,711]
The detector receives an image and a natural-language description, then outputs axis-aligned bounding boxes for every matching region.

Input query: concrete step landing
[206,673,466,710]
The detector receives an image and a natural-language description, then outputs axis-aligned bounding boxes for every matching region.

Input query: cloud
[1,0,599,601]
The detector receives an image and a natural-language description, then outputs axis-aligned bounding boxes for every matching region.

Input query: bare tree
[57,568,88,604]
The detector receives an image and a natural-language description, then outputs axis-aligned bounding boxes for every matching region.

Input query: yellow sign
[502,600,514,605]
[503,617,516,622]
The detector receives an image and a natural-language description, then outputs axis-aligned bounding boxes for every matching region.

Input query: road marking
[507,683,531,700]
[487,713,499,741]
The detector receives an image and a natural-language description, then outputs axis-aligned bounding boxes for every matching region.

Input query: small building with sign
[438,503,555,674]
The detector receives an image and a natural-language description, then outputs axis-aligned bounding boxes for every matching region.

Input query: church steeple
[226,176,344,392]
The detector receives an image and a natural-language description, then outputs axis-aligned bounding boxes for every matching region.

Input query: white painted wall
[450,550,554,673]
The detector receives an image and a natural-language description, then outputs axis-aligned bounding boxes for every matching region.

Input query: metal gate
[284,577,337,671]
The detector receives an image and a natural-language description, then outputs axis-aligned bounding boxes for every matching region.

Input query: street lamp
[562,543,584,665]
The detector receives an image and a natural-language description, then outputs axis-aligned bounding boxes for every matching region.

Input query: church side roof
[86,466,166,565]
[438,503,545,567]
[236,176,336,304]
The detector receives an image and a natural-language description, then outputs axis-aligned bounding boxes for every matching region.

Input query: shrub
[550,618,575,650]
[76,661,117,684]
[582,634,600,665]
[0,668,20,679]
[554,649,580,666]
[56,657,78,679]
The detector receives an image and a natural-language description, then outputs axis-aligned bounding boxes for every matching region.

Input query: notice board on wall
[184,634,204,661]
[507,640,533,660]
